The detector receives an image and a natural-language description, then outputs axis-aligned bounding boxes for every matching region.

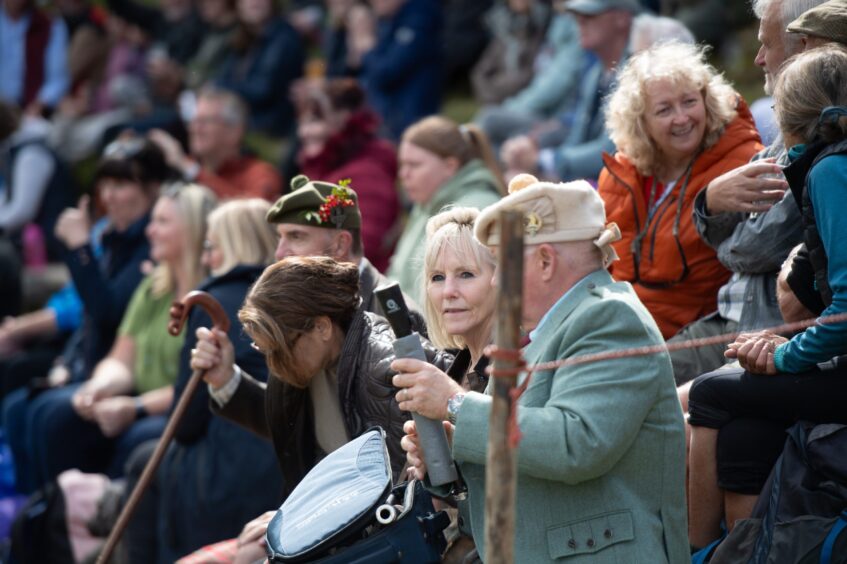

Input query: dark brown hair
[296,78,366,120]
[238,256,360,387]
[0,101,21,143]
[94,137,175,194]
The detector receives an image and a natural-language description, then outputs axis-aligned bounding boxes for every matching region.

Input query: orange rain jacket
[598,100,763,339]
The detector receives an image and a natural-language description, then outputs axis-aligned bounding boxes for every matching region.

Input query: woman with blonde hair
[387,115,504,303]
[420,207,496,377]
[598,41,762,339]
[394,207,497,420]
[203,197,278,275]
[394,207,497,562]
[21,183,217,488]
[126,198,282,562]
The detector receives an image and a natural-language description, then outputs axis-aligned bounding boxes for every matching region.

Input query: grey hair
[629,14,695,53]
[196,85,249,127]
[752,0,829,54]
[774,45,847,144]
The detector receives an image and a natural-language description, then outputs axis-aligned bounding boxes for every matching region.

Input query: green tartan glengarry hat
[266,175,362,230]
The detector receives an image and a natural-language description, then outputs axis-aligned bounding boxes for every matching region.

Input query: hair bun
[508,173,539,194]
[425,207,480,237]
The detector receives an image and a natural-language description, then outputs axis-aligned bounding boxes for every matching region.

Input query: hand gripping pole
[97,291,230,563]
[374,283,460,488]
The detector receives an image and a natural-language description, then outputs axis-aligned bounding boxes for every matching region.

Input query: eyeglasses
[249,330,303,355]
[191,115,229,127]
[202,240,217,253]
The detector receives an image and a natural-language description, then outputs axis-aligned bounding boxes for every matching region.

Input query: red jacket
[196,155,282,202]
[598,100,763,338]
[300,111,399,272]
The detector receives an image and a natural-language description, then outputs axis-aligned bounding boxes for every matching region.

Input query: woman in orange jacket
[598,41,763,339]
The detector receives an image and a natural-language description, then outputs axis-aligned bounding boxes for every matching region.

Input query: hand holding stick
[97,291,230,563]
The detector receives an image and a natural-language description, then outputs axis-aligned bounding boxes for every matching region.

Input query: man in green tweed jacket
[401,173,689,563]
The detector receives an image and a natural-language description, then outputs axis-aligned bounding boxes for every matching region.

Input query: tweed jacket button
[567,539,577,549]
[604,529,613,539]
[586,539,595,548]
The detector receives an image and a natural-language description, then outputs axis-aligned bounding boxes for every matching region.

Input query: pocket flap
[547,510,634,559]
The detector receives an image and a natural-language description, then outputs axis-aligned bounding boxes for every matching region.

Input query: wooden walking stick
[97,290,230,564]
[484,210,524,564]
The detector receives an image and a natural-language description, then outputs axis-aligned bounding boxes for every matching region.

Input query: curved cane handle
[168,290,231,336]
[98,290,230,564]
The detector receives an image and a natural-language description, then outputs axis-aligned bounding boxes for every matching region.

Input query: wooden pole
[484,210,523,564]
[97,291,230,564]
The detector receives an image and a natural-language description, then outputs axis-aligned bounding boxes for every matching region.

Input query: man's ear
[537,244,557,283]
[331,230,353,260]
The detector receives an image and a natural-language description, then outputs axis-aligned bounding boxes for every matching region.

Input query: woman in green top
[387,116,504,304]
[36,183,217,481]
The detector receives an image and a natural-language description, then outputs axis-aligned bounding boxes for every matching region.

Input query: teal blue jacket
[450,270,689,563]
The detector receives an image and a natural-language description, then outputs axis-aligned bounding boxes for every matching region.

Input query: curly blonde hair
[422,207,496,351]
[605,41,738,176]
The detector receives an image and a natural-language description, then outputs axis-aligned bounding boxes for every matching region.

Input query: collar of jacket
[197,263,264,293]
[357,257,379,311]
[523,269,612,363]
[447,347,490,393]
[335,308,371,434]
[101,211,151,250]
[422,159,499,215]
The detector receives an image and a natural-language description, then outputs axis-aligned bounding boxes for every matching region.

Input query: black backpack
[709,422,847,564]
[9,481,73,564]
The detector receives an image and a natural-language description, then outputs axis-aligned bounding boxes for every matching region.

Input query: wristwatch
[446,393,466,425]
[134,397,148,420]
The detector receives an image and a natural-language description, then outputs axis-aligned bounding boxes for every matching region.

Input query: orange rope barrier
[486,311,847,447]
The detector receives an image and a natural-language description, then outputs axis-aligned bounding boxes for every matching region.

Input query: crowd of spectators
[1,0,847,561]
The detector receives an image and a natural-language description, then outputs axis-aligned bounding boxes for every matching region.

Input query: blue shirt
[44,218,109,332]
[775,150,847,372]
[0,8,69,107]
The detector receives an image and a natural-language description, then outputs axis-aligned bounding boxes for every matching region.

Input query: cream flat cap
[474,174,621,265]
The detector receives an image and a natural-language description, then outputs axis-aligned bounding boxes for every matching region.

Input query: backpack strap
[820,510,847,564]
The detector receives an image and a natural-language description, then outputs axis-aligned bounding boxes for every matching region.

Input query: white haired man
[399,174,688,563]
